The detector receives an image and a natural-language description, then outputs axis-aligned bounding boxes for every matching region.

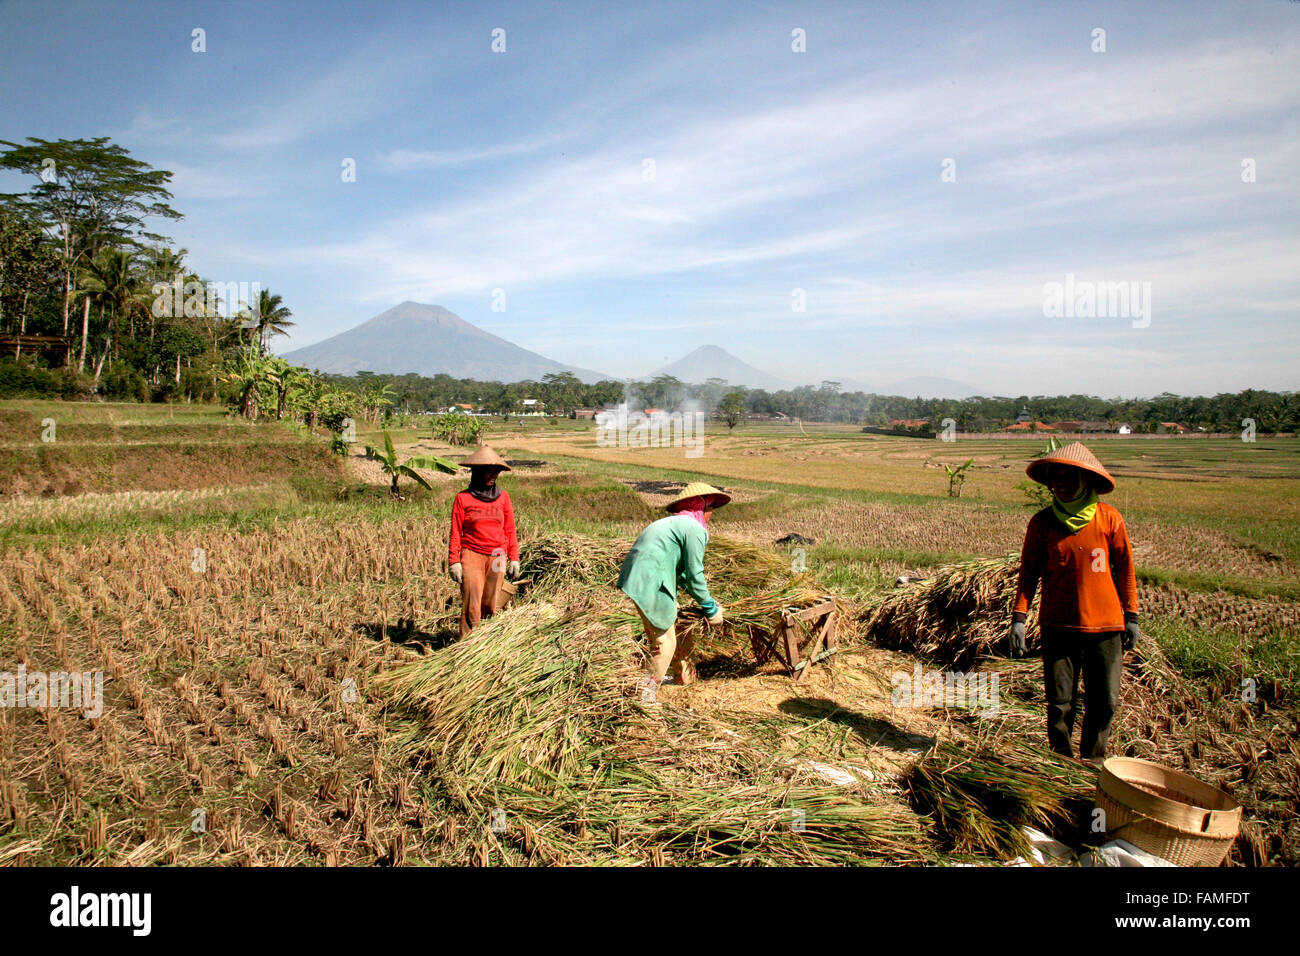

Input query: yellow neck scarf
[1051,487,1099,534]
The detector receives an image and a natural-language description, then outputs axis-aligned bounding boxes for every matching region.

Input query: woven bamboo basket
[1096,757,1242,866]
[492,579,518,614]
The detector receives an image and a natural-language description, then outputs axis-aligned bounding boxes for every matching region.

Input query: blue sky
[2,0,1297,395]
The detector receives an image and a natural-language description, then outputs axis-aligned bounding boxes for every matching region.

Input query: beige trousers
[637,607,696,684]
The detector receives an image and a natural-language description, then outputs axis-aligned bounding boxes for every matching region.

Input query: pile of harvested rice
[378,583,928,865]
[863,555,1036,668]
[390,533,1295,866]
[904,736,1097,861]
[519,531,854,666]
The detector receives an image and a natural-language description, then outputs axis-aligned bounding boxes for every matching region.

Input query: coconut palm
[249,289,294,350]
[141,245,188,341]
[78,247,149,379]
[364,429,457,496]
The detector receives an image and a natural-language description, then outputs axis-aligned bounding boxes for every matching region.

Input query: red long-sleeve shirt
[1013,502,1138,633]
[449,491,519,564]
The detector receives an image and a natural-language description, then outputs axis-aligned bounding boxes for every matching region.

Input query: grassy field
[0,403,1296,865]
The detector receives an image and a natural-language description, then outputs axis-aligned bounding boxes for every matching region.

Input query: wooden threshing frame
[749,596,838,683]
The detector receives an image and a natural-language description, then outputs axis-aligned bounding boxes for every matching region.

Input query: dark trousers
[1041,628,1123,760]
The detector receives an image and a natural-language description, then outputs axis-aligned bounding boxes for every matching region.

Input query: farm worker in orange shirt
[618,482,729,698]
[1009,442,1140,762]
[448,446,521,637]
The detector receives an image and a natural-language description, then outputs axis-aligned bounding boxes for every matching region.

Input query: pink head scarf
[671,495,713,529]
[675,507,709,529]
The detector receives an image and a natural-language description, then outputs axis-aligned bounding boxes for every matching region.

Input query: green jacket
[617,515,719,630]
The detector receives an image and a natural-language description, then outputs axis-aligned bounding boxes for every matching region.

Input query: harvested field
[0,515,462,865]
[2,405,1296,867]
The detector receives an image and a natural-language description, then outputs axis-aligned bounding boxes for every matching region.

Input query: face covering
[674,507,709,529]
[1051,486,1099,534]
[467,468,501,502]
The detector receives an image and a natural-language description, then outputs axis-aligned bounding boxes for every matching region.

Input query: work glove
[449,562,462,584]
[1123,617,1140,652]
[705,606,724,626]
[1008,621,1027,658]
[507,560,521,580]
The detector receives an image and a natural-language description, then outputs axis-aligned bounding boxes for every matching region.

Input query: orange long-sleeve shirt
[1013,502,1138,633]
[448,491,519,565]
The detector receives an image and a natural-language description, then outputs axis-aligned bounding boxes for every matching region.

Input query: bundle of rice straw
[519,533,626,591]
[519,532,792,595]
[378,586,929,866]
[903,735,1097,861]
[863,555,1038,669]
[519,532,850,665]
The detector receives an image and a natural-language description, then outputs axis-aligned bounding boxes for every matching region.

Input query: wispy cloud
[7,0,1293,394]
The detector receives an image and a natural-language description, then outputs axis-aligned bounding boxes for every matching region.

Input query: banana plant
[365,429,457,496]
[220,344,275,420]
[944,458,974,498]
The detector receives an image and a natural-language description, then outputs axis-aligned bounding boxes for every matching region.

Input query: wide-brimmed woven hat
[665,481,731,512]
[1026,442,1115,494]
[459,445,511,470]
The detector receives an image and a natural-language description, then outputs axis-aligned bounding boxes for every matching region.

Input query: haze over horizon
[2,0,1297,396]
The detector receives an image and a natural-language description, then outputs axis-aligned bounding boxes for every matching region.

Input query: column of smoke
[621,381,716,418]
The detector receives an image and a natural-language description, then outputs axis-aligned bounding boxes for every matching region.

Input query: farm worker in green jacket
[618,482,729,692]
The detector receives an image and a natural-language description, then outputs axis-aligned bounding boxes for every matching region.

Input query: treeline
[314,371,1299,434]
[322,370,626,416]
[0,137,294,405]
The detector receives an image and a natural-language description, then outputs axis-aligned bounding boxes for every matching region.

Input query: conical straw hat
[1026,441,1115,494]
[665,481,731,512]
[459,445,511,470]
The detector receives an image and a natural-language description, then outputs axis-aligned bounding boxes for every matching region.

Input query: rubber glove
[508,560,521,580]
[1009,621,1027,658]
[449,562,462,584]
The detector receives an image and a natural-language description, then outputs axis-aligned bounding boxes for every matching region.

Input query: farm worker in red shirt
[448,446,521,637]
[1009,442,1140,761]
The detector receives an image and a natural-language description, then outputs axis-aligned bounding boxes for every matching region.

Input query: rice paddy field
[0,402,1296,866]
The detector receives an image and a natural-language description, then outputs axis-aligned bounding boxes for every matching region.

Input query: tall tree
[0,138,181,348]
[0,206,57,342]
[718,389,747,431]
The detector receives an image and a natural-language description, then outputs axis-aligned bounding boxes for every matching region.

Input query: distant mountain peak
[281,302,612,382]
[649,345,791,390]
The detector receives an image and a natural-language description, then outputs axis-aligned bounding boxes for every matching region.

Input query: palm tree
[364,430,457,496]
[250,289,294,350]
[142,245,188,341]
[78,247,148,379]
